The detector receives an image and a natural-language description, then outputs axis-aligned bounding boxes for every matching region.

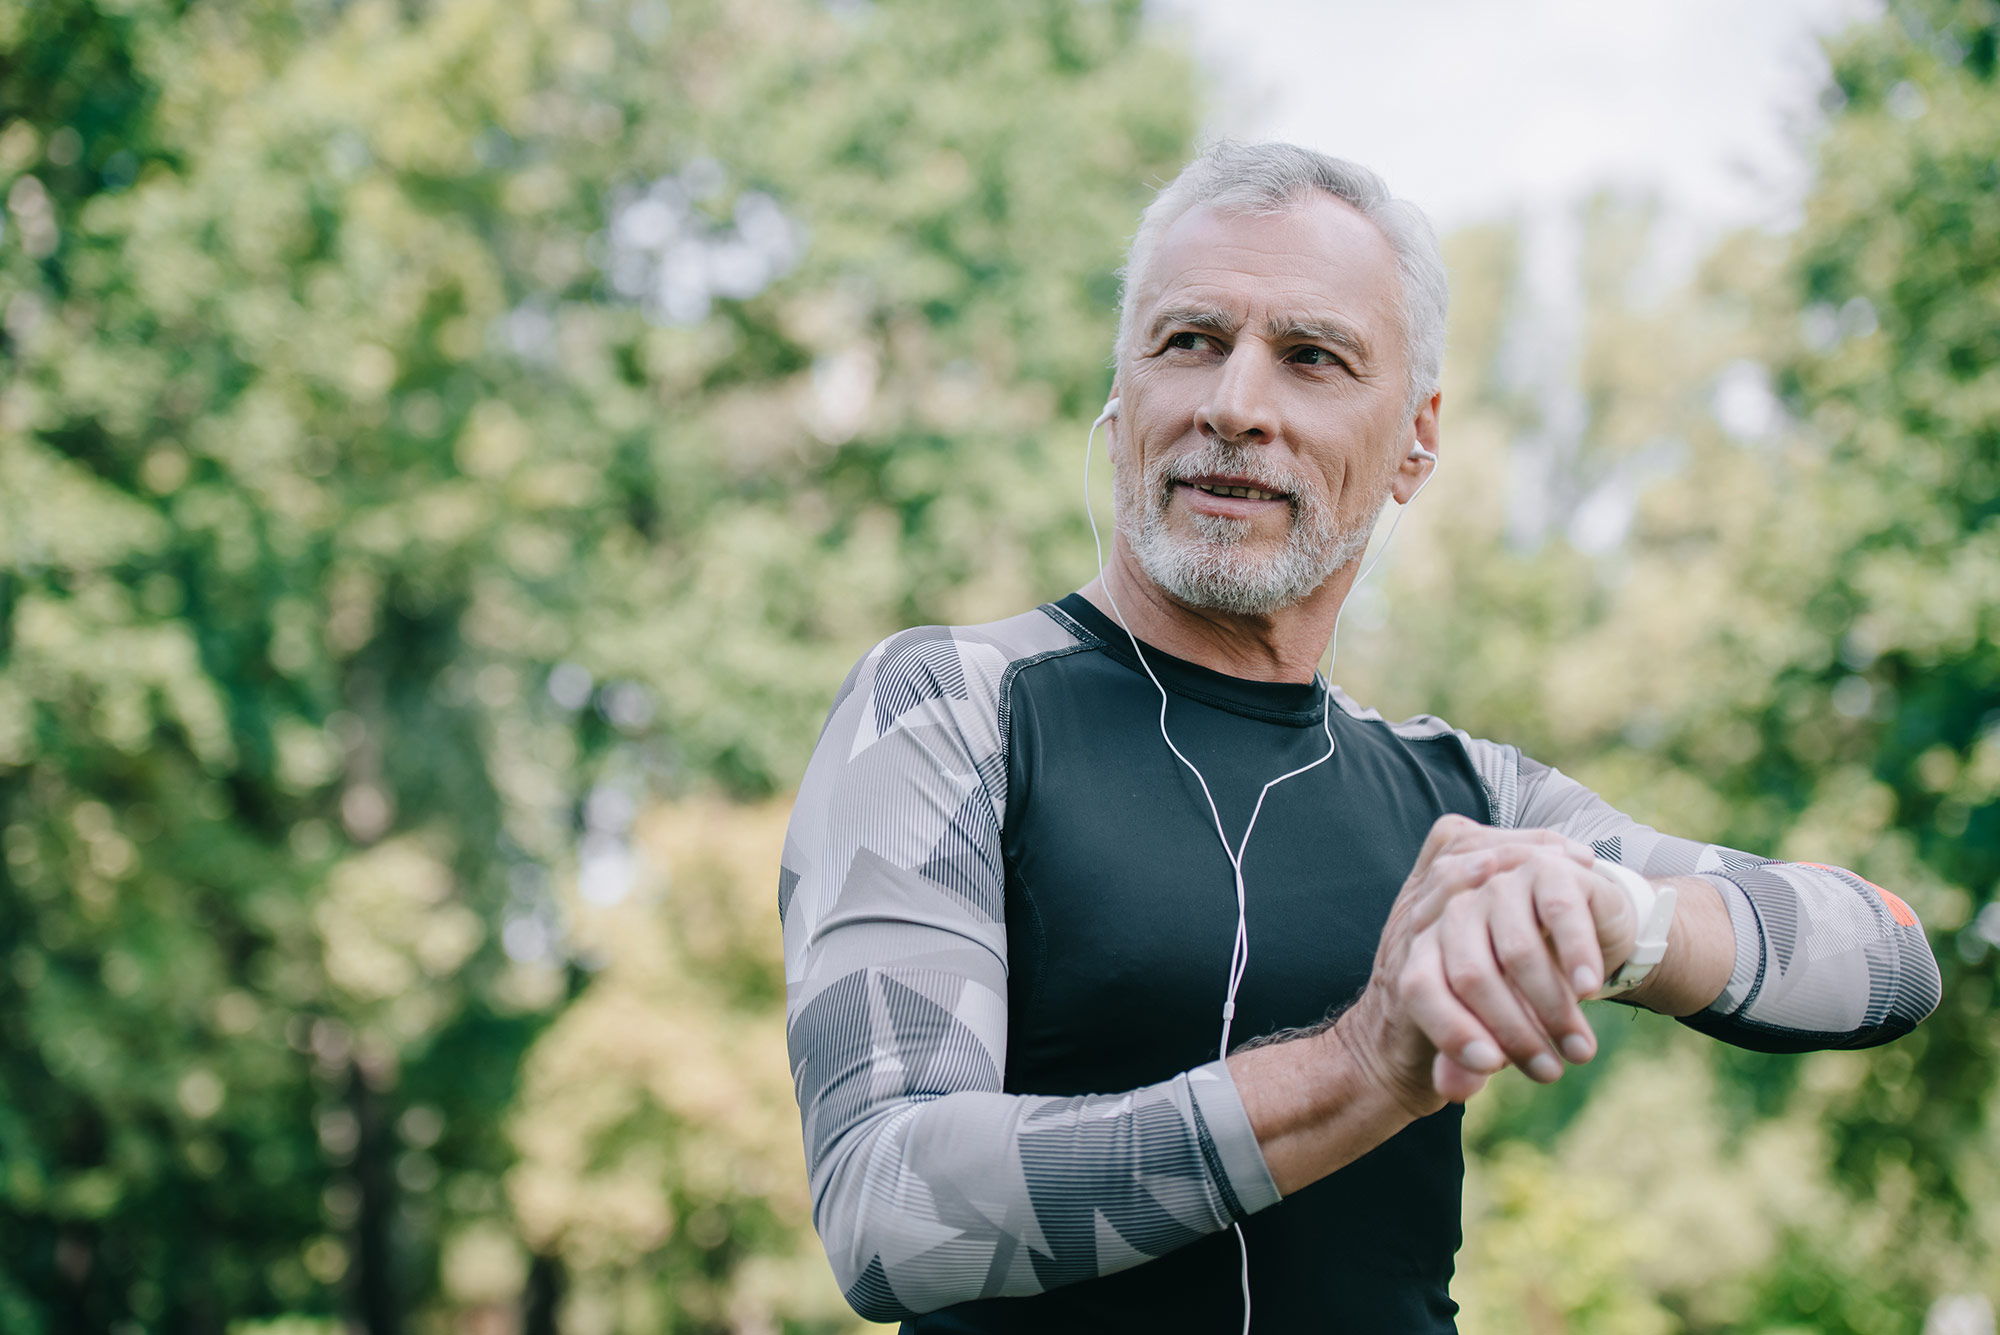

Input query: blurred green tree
[13,0,1991,1328]
[0,0,1193,1330]
[1341,1,2000,1326]
[1727,0,2000,1322]
[1769,0,2000,1202]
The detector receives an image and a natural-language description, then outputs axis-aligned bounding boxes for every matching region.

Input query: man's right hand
[1338,815,1624,1115]
[1237,815,1640,1195]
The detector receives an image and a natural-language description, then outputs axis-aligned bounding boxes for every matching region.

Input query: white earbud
[1408,442,1438,463]
[1095,397,1121,426]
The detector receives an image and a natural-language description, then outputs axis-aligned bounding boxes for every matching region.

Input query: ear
[1102,380,1125,461]
[1391,388,1441,504]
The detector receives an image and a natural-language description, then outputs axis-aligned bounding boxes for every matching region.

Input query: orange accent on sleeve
[1798,862,1918,927]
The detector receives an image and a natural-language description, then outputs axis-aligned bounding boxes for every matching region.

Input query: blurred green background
[2,0,1997,1331]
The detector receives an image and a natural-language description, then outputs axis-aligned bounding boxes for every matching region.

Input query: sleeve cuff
[1696,873,1765,1016]
[1186,1059,1283,1216]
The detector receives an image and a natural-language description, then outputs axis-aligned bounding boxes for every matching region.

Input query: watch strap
[1589,859,1678,1000]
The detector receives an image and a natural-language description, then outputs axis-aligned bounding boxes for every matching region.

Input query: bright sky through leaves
[1157,0,1877,235]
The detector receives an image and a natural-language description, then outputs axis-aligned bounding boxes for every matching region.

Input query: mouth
[1171,474,1292,514]
[1186,481,1284,501]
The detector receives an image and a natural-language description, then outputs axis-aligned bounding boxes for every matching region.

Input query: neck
[1079,534,1359,684]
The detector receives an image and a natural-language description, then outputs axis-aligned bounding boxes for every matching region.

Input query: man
[779,143,1941,1332]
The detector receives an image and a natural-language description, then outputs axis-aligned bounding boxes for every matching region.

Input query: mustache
[1150,443,1310,501]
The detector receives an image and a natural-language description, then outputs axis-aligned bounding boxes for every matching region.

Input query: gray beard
[1115,440,1384,616]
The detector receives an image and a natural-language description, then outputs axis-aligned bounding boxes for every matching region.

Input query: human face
[1111,197,1421,616]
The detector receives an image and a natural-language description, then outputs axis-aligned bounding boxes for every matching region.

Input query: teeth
[1192,482,1280,500]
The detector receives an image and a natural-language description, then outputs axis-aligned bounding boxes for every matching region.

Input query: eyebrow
[1146,304,1373,364]
[1269,315,1371,364]
[1147,304,1239,343]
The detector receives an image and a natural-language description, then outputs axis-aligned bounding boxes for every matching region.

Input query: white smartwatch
[1588,859,1678,1000]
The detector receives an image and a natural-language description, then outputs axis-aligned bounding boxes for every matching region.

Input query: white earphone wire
[1080,405,1435,1335]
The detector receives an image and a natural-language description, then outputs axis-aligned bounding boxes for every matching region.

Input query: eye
[1288,345,1346,369]
[1164,331,1217,353]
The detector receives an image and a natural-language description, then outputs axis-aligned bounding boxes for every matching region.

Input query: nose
[1196,341,1279,446]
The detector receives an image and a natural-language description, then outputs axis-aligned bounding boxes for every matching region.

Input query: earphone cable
[1081,405,1434,1335]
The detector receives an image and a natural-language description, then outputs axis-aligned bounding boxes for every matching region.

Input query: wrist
[1232,996,1429,1197]
[1329,994,1444,1124]
[1620,874,1735,1015]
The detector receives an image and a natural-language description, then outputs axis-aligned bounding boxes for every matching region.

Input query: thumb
[1432,1051,1491,1104]
[1589,864,1641,960]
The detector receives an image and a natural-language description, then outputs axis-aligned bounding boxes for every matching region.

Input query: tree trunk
[350,1061,400,1335]
[522,1252,564,1335]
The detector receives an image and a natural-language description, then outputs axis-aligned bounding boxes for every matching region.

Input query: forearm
[1602,865,1939,1047]
[1676,861,1942,1051]
[1484,743,1941,1050]
[807,1061,1280,1319]
[1228,1005,1425,1196]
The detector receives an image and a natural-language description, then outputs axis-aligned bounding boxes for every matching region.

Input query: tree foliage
[1343,1,2000,1327]
[4,0,1997,1330]
[0,0,1191,1329]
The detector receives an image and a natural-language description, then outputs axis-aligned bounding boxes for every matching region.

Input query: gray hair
[1115,141,1448,418]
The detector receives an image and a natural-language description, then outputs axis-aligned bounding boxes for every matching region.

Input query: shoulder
[1326,687,1525,827]
[1326,686,1457,741]
[840,606,1092,710]
[817,606,1094,759]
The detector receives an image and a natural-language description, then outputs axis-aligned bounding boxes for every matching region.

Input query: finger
[1416,817,1594,871]
[1432,1050,1491,1104]
[1436,887,1565,1082]
[1446,824,1595,862]
[1406,847,1498,931]
[1409,813,1486,879]
[1408,816,1578,878]
[1492,861,1595,1064]
[1587,865,1640,960]
[1399,925,1507,1076]
[1535,860,1609,1001]
[1407,843,1572,935]
[1423,826,1598,889]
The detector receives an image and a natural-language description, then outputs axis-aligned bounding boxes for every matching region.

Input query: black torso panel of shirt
[909,595,1488,1335]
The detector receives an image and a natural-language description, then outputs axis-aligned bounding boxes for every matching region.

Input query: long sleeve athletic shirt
[781,594,1942,1332]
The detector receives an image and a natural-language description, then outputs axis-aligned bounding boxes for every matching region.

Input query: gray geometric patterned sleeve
[781,612,1281,1323]
[1459,736,1942,1052]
